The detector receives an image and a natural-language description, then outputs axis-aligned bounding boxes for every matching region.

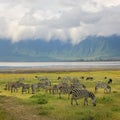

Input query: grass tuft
[97,96,113,104]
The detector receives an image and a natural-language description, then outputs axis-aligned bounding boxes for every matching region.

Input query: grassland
[0,69,120,120]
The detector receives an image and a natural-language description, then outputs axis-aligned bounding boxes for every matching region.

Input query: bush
[38,98,48,104]
[30,94,48,104]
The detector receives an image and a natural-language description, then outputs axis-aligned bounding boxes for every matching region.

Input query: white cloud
[0,0,120,44]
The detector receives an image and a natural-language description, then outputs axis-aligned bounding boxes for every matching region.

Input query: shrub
[38,98,48,104]
[30,94,48,104]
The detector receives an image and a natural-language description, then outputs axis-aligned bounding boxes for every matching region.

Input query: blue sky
[0,0,120,44]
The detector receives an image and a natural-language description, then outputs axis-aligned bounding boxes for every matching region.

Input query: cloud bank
[0,0,120,44]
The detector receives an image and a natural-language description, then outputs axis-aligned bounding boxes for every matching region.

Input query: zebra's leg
[56,89,58,94]
[11,88,12,93]
[84,98,88,106]
[14,88,16,92]
[68,92,70,100]
[95,86,97,93]
[75,99,78,105]
[4,84,7,90]
[45,88,48,93]
[16,88,18,92]
[22,87,24,94]
[52,88,54,94]
[59,89,62,98]
[32,88,35,94]
[72,98,78,105]
[104,88,107,93]
[28,88,30,94]
[108,86,111,93]
[8,84,10,91]
[49,88,51,94]
[71,97,74,105]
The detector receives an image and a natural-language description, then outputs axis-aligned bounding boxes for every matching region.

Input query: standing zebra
[58,83,69,98]
[95,82,111,93]
[21,83,31,94]
[31,82,42,94]
[70,88,96,106]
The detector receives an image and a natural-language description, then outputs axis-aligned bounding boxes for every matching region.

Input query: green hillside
[0,35,120,61]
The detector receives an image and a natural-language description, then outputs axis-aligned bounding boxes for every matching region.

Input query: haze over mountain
[0,35,120,62]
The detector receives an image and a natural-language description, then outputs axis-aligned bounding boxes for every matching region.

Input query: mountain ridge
[0,35,120,61]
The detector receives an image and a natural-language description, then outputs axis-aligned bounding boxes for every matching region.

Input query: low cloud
[0,0,120,44]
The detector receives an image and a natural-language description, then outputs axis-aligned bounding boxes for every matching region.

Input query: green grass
[0,70,120,120]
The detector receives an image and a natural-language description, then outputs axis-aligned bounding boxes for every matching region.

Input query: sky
[0,0,120,44]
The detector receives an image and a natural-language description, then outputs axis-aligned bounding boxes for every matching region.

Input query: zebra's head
[108,79,112,84]
[89,92,96,106]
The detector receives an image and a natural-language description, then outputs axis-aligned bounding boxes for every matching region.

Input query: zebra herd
[4,76,113,106]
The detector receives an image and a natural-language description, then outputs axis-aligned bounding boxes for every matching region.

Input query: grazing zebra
[35,76,48,81]
[104,76,107,79]
[57,76,61,80]
[86,77,93,80]
[95,82,111,93]
[67,83,86,100]
[70,88,96,106]
[108,78,112,84]
[80,76,84,80]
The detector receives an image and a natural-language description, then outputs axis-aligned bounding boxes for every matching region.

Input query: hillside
[0,35,120,61]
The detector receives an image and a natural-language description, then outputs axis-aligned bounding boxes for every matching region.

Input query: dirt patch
[0,95,51,120]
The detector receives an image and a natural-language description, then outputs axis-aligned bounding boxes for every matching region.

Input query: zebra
[67,83,86,100]
[21,83,31,94]
[70,88,96,106]
[86,77,93,80]
[44,79,51,87]
[95,82,111,93]
[31,82,43,94]
[71,77,79,84]
[108,78,112,84]
[10,81,24,93]
[35,76,48,81]
[58,83,69,98]
[4,81,23,93]
[80,76,84,80]
[4,82,14,91]
[52,84,59,94]
[71,83,86,89]
[58,76,71,84]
